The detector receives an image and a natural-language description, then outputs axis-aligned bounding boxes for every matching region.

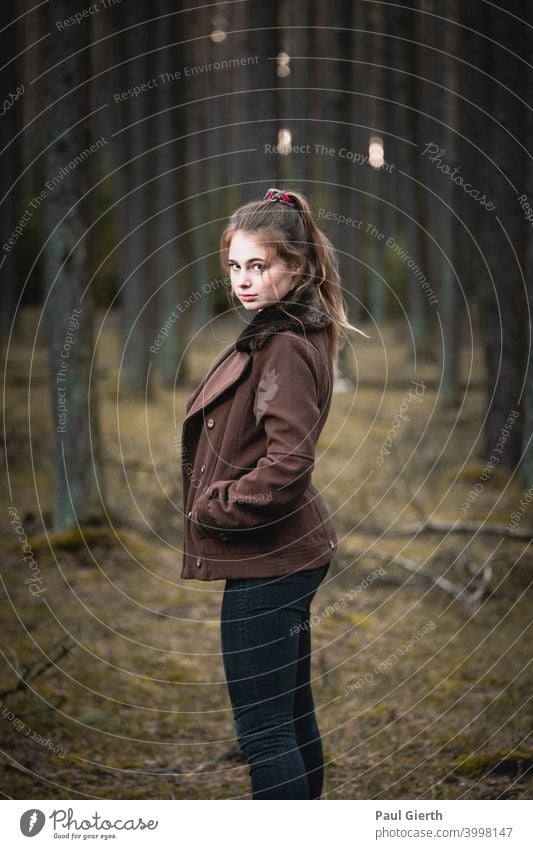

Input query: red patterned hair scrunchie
[263,187,298,208]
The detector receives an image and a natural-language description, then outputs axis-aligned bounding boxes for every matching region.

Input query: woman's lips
[239,294,257,300]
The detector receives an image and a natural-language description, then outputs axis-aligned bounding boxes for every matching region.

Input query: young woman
[180,187,368,799]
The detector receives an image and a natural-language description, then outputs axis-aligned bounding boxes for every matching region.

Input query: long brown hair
[219,188,370,376]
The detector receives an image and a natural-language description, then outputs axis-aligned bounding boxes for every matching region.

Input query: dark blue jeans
[220,563,330,799]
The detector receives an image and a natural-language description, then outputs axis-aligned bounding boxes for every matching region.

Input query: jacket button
[206,417,215,428]
[218,532,229,542]
[187,510,192,518]
[196,557,202,568]
[329,539,336,549]
[200,464,206,473]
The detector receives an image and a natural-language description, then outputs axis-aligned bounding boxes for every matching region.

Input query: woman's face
[227,230,298,311]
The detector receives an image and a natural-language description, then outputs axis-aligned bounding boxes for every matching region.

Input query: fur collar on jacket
[234,284,332,353]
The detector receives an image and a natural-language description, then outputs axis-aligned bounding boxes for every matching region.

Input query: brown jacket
[180,284,338,580]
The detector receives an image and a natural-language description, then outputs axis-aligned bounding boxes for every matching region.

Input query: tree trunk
[42,0,105,530]
[154,0,188,386]
[434,0,461,406]
[388,1,427,345]
[454,0,484,358]
[365,1,388,325]
[119,6,158,397]
[0,5,22,343]
[480,1,528,470]
[518,7,533,486]
[243,0,280,200]
[277,0,314,189]
[311,1,355,380]
[343,0,368,331]
[403,0,438,353]
[182,4,213,332]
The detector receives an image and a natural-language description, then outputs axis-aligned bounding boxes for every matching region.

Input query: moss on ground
[455,750,533,778]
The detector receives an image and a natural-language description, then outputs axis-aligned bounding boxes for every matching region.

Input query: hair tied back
[263,187,299,209]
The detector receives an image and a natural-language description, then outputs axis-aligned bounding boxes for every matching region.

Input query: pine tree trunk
[480,1,528,470]
[434,0,461,406]
[243,1,280,201]
[516,5,533,485]
[120,7,157,397]
[0,5,22,343]
[42,0,105,530]
[365,1,387,324]
[389,1,428,347]
[183,4,213,332]
[154,0,188,386]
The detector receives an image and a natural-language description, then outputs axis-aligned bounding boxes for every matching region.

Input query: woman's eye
[228,262,263,272]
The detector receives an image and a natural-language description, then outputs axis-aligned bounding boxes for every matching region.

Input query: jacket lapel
[184,348,250,421]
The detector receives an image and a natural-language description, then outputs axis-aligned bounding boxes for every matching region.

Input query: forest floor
[1,309,532,800]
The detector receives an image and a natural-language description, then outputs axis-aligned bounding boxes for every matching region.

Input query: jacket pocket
[193,480,280,553]
[193,514,216,541]
[198,521,279,555]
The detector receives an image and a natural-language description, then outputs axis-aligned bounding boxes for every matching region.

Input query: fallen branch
[360,520,533,541]
[0,640,72,701]
[454,548,493,606]
[349,547,490,611]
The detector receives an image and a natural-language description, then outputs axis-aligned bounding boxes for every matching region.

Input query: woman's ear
[290,258,304,274]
